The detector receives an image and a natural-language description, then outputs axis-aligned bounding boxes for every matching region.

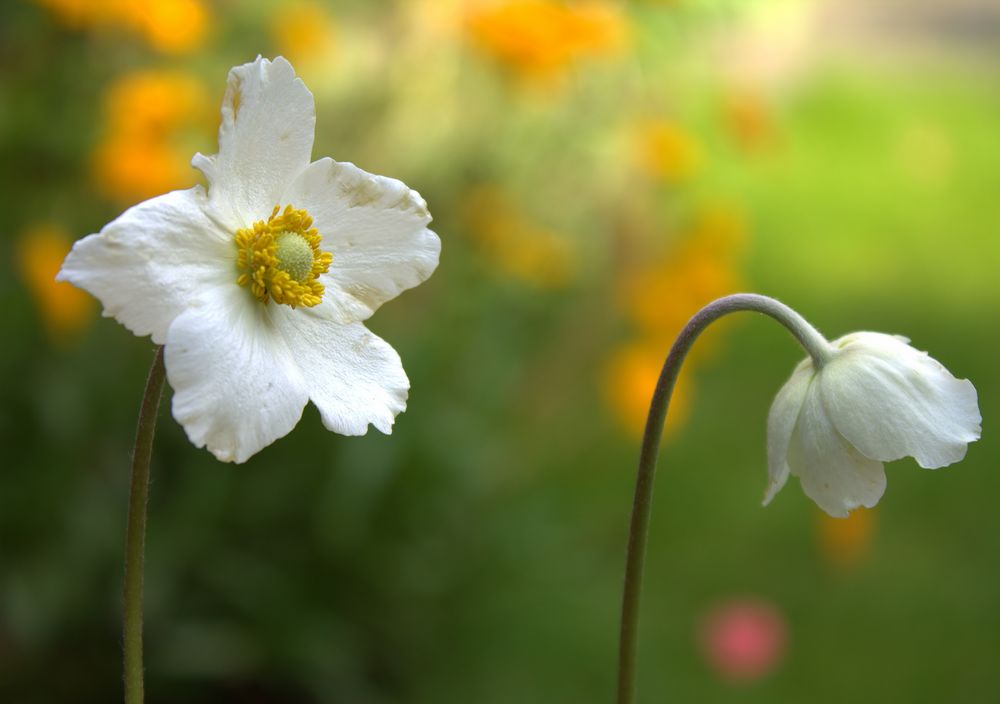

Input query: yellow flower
[34,0,208,54]
[817,507,875,569]
[463,187,575,288]
[134,0,209,54]
[16,224,93,341]
[465,0,627,79]
[622,207,746,344]
[605,341,693,438]
[33,0,113,27]
[91,70,210,203]
[606,206,747,436]
[102,69,209,138]
[271,2,338,69]
[93,138,195,205]
[721,88,775,151]
[634,120,701,183]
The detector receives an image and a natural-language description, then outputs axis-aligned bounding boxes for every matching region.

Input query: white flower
[58,56,440,462]
[765,331,981,517]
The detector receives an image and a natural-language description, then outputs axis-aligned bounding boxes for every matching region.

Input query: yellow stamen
[235,205,333,308]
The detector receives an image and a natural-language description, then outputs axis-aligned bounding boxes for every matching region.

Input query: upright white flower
[765,331,981,517]
[58,56,440,462]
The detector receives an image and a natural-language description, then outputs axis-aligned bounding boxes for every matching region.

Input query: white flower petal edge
[165,286,310,463]
[787,379,887,518]
[764,359,812,506]
[820,333,981,469]
[193,56,316,228]
[56,187,232,345]
[273,302,409,436]
[283,158,441,323]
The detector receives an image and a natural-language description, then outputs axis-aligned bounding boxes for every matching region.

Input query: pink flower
[697,598,787,682]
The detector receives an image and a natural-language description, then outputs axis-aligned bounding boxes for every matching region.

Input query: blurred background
[1,0,998,701]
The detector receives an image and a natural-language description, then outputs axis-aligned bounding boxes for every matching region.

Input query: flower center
[235,205,333,308]
[275,231,314,282]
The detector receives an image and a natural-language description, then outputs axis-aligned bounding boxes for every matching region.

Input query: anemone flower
[766,332,981,517]
[60,56,441,462]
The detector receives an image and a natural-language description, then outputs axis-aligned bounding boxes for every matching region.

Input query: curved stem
[124,346,166,704]
[615,294,831,704]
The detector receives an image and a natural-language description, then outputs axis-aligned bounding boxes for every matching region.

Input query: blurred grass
[733,69,1000,312]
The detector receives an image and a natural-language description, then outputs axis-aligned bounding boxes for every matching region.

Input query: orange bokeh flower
[91,70,210,203]
[622,206,746,345]
[92,138,195,205]
[102,69,208,139]
[604,341,693,439]
[271,2,338,69]
[818,506,875,570]
[463,187,576,288]
[634,119,702,183]
[465,0,627,79]
[137,0,209,54]
[722,88,776,151]
[17,224,94,341]
[606,205,747,437]
[35,0,208,54]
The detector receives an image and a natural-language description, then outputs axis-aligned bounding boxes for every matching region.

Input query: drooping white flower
[58,56,440,462]
[765,331,981,517]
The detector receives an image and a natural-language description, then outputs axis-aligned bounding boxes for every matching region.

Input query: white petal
[820,332,981,469]
[764,358,814,506]
[164,286,309,463]
[193,56,315,228]
[281,158,440,323]
[273,304,409,435]
[787,380,887,518]
[57,187,231,344]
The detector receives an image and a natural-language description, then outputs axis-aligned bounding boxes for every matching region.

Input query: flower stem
[615,294,831,704]
[124,346,166,704]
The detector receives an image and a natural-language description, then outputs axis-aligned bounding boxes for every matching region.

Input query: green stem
[615,294,831,704]
[124,346,166,704]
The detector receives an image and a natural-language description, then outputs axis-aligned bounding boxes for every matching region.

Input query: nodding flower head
[765,332,981,517]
